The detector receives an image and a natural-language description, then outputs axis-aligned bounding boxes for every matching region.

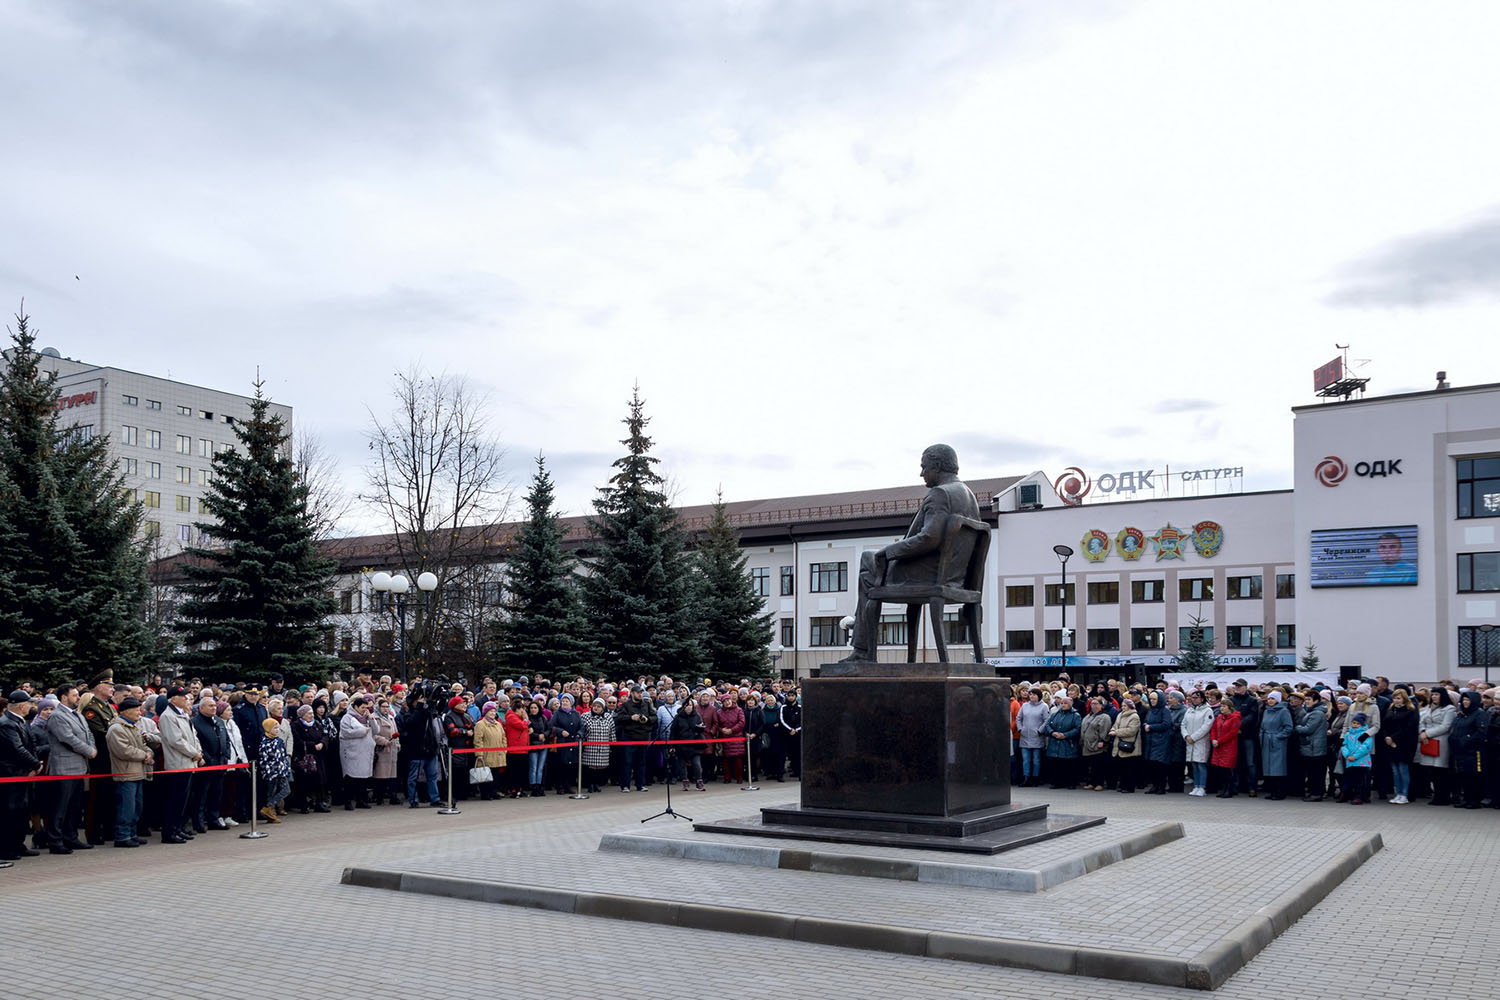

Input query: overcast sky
[5,1,1499,534]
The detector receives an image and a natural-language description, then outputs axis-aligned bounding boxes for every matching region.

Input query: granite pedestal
[697,665,1102,854]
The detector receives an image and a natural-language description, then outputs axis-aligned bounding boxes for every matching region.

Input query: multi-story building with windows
[12,347,293,553]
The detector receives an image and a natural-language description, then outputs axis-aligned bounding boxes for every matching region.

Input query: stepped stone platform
[340,798,1382,991]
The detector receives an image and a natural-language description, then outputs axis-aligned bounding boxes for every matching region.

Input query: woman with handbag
[1108,696,1142,793]
[471,703,506,802]
[503,698,530,799]
[1079,698,1112,791]
[1420,687,1457,805]
[290,705,327,814]
[669,696,707,790]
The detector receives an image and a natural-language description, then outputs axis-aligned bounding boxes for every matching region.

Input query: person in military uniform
[78,670,118,845]
[1,691,47,864]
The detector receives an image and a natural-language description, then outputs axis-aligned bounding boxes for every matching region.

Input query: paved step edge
[595,820,1184,894]
[1184,831,1384,990]
[340,866,1196,989]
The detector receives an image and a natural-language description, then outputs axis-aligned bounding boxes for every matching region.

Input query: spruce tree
[0,311,152,689]
[173,380,337,684]
[694,489,772,678]
[1252,632,1278,671]
[581,387,700,677]
[1300,641,1320,672]
[502,454,596,677]
[1175,614,1218,672]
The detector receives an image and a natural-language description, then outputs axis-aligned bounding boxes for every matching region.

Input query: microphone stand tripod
[641,740,691,824]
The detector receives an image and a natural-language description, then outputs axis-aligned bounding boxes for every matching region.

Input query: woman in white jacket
[338,697,376,810]
[1417,688,1457,804]
[1179,689,1215,796]
[218,701,247,827]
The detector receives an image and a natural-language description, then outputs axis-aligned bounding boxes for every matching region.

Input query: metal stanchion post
[437,747,461,815]
[741,735,760,791]
[570,738,589,799]
[240,762,268,839]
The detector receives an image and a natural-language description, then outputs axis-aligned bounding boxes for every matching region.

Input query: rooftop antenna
[1313,343,1370,401]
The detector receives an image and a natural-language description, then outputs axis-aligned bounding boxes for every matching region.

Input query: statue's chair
[867,514,991,663]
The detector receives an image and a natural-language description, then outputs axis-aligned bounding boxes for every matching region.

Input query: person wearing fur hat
[339,696,377,809]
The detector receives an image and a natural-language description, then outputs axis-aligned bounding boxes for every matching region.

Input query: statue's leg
[839,552,883,661]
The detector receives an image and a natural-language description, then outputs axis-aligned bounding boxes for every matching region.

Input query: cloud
[943,432,1055,468]
[1150,399,1219,414]
[1327,210,1500,307]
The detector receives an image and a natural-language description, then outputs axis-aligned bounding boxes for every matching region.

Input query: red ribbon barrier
[0,762,251,784]
[449,736,743,756]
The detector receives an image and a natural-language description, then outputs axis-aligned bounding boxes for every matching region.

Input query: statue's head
[920,443,959,479]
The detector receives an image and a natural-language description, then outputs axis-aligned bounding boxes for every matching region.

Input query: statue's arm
[881,490,952,562]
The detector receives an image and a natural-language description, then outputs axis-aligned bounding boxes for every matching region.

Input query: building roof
[151,474,1022,580]
[1291,380,1500,413]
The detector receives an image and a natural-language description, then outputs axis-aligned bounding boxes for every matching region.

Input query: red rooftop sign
[56,391,97,410]
[1313,357,1342,392]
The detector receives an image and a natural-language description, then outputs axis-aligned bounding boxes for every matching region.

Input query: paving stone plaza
[6,779,1495,998]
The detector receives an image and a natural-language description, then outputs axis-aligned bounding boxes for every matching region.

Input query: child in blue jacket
[1341,712,1373,804]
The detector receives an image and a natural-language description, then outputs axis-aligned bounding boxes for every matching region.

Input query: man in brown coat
[105,697,153,847]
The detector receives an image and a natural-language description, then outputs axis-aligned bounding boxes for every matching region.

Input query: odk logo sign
[1315,455,1401,487]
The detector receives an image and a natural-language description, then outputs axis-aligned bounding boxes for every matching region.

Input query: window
[809,562,847,593]
[122,425,138,445]
[143,520,160,538]
[120,458,138,476]
[340,590,355,614]
[1087,581,1119,605]
[1131,627,1165,650]
[880,614,909,646]
[1044,628,1073,651]
[1225,625,1263,649]
[1132,579,1165,603]
[142,491,161,508]
[340,633,354,654]
[122,394,138,406]
[198,526,213,543]
[1043,583,1074,606]
[1005,629,1035,652]
[1087,627,1120,650]
[176,434,191,454]
[1458,552,1500,592]
[1277,624,1296,648]
[779,565,794,596]
[198,410,213,420]
[149,462,161,479]
[146,429,161,449]
[147,399,161,410]
[779,618,794,647]
[177,405,192,416]
[1179,625,1215,646]
[445,586,464,611]
[808,616,842,646]
[177,524,192,542]
[1276,574,1296,599]
[1005,585,1034,607]
[199,438,212,458]
[1458,626,1500,667]
[942,611,969,645]
[750,567,770,597]
[370,630,394,651]
[175,495,191,512]
[176,466,190,483]
[1457,457,1500,519]
[1179,577,1213,601]
[480,582,503,606]
[1227,575,1262,599]
[198,498,210,513]
[198,468,212,485]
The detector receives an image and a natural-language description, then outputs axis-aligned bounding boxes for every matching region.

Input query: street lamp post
[370,571,439,685]
[1053,544,1074,675]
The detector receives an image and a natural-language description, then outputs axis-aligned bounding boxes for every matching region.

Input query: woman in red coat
[503,700,530,799]
[715,694,747,784]
[1209,700,1241,798]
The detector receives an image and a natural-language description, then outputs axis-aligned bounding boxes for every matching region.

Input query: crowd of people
[0,668,804,862]
[5,665,1498,867]
[1014,673,1500,807]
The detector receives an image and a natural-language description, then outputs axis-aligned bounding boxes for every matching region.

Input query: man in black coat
[190,697,231,832]
[398,693,440,806]
[0,692,46,863]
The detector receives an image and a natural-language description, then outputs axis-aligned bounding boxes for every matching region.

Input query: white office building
[14,348,292,553]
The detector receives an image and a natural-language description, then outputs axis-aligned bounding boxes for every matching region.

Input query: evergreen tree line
[1,316,772,689]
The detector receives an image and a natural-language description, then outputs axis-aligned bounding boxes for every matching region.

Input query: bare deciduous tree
[360,367,510,669]
[295,429,353,540]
